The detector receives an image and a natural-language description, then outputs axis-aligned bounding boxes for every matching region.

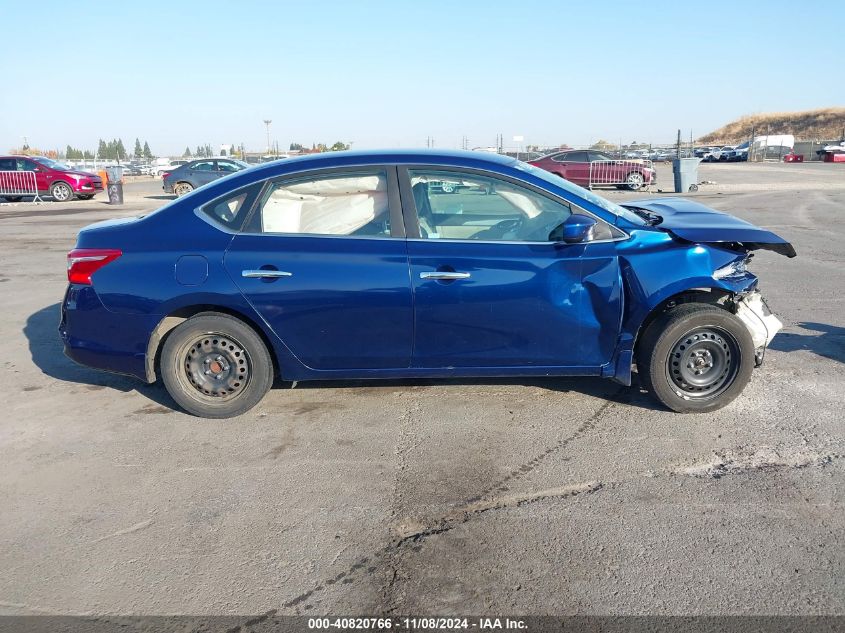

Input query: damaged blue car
[61,150,794,418]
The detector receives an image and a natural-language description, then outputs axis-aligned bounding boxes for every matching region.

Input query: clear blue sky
[1,0,843,156]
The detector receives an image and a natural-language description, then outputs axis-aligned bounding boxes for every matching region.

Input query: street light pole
[263,120,272,155]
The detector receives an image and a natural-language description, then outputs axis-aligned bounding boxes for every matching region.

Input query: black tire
[637,304,755,413]
[50,181,74,202]
[3,196,23,202]
[160,313,274,418]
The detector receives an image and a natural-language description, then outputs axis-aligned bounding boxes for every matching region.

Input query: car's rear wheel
[50,181,73,202]
[3,196,23,202]
[637,304,755,413]
[625,171,645,190]
[174,182,194,197]
[160,314,274,418]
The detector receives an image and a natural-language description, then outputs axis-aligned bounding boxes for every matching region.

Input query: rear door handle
[242,270,293,278]
[420,271,471,280]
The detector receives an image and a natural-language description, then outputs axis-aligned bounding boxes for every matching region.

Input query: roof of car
[245,149,518,177]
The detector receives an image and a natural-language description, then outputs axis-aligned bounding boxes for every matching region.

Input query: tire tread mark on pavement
[465,395,617,504]
[282,393,620,611]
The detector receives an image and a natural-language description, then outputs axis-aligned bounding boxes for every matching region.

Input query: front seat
[411,182,436,238]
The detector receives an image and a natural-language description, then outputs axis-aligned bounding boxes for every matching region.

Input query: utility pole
[263,119,272,155]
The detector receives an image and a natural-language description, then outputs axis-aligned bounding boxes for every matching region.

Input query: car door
[188,160,218,187]
[18,158,49,192]
[400,166,623,369]
[222,166,413,371]
[560,151,591,185]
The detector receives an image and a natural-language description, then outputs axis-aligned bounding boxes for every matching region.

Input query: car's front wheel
[625,171,645,190]
[174,182,194,197]
[637,303,755,413]
[50,181,73,202]
[160,313,274,418]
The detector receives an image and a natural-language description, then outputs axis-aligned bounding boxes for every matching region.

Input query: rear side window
[192,161,215,171]
[200,184,261,230]
[562,151,588,162]
[0,159,14,170]
[252,169,391,237]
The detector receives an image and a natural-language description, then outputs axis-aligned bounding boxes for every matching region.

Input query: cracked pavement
[1,164,843,616]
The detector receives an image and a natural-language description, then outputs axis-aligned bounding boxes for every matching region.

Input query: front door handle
[242,269,293,279]
[420,271,471,280]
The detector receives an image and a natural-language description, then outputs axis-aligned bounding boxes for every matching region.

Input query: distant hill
[699,108,845,143]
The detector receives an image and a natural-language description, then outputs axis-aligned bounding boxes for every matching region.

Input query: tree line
[289,141,350,152]
[64,138,154,161]
[183,144,216,158]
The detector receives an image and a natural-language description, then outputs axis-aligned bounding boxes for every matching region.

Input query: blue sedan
[61,150,795,418]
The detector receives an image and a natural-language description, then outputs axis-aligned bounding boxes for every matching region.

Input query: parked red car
[0,155,104,202]
[528,150,656,191]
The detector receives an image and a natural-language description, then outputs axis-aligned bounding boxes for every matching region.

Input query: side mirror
[550,214,598,244]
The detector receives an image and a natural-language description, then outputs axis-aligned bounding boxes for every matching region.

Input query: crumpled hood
[624,197,796,258]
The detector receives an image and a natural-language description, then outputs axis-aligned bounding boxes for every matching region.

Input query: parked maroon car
[528,150,656,191]
[0,155,104,202]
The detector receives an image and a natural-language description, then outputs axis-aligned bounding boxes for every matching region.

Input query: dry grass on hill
[699,107,845,143]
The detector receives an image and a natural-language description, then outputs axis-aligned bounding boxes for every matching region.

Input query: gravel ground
[0,164,843,617]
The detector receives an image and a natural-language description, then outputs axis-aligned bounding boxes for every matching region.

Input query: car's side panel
[223,234,414,370]
[406,239,596,367]
[396,165,623,370]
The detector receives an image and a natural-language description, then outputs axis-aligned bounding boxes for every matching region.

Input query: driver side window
[408,169,572,242]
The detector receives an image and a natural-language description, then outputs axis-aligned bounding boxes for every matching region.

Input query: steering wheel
[477,217,524,240]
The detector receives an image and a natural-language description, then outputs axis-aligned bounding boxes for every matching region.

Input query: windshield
[512,160,646,225]
[33,157,71,170]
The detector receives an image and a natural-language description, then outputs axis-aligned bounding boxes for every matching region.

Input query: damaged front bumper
[735,291,782,366]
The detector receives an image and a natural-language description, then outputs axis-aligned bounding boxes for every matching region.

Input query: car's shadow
[144,195,176,200]
[25,302,661,413]
[769,322,845,364]
[290,375,662,411]
[23,303,177,409]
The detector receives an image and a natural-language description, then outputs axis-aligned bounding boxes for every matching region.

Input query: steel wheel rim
[180,333,251,401]
[54,184,71,200]
[627,173,644,187]
[665,327,739,399]
[175,183,192,196]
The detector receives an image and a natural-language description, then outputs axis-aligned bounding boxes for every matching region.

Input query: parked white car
[155,160,189,177]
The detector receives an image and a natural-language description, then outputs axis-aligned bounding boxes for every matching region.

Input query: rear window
[252,169,390,237]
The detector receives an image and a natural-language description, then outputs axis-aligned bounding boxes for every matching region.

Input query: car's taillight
[161,172,170,180]
[67,249,122,285]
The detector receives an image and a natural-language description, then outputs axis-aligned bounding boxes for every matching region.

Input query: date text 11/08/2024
[307,617,527,630]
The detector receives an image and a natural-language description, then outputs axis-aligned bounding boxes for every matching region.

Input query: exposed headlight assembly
[713,257,749,280]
